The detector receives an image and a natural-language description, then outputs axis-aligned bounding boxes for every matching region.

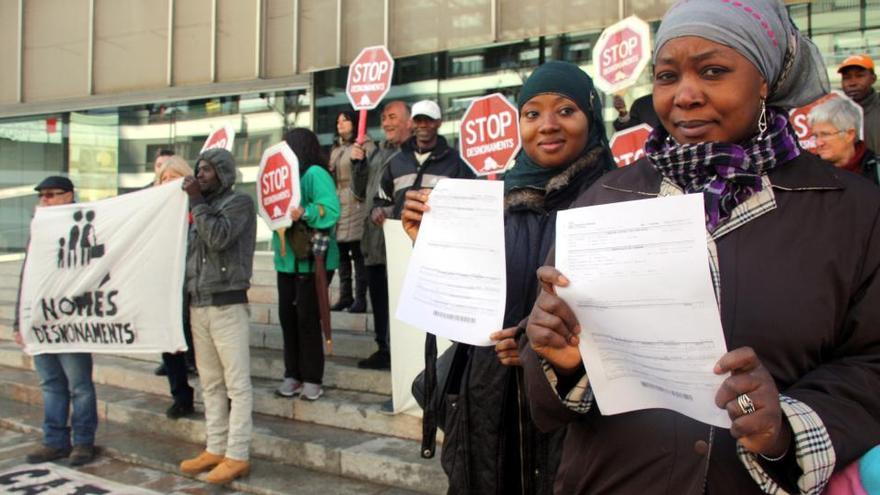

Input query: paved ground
[0,426,238,494]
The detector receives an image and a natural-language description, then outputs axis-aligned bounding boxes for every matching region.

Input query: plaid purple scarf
[645,108,800,231]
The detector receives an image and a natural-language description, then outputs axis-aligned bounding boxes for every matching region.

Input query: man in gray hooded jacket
[178,148,256,485]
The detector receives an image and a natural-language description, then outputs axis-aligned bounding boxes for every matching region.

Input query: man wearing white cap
[375,99,474,218]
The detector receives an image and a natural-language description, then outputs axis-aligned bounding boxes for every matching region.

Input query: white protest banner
[17,180,189,355]
[256,142,301,231]
[200,124,236,153]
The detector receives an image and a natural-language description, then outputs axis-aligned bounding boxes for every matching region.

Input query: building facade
[0,0,877,253]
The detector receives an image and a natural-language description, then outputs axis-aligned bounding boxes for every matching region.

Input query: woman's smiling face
[520,94,589,168]
[653,36,769,145]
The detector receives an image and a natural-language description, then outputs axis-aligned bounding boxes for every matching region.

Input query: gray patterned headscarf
[653,0,829,109]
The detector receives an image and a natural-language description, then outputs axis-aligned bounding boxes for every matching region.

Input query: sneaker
[26,445,70,464]
[301,382,323,401]
[275,378,303,398]
[357,350,390,370]
[180,450,224,475]
[330,299,353,312]
[379,399,395,416]
[154,363,167,376]
[69,444,97,466]
[166,401,196,419]
[347,299,367,313]
[204,458,250,485]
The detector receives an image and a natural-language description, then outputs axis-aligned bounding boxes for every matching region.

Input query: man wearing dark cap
[13,176,99,467]
[839,54,880,152]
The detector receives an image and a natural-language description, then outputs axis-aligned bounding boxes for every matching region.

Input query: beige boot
[204,458,250,484]
[179,450,224,475]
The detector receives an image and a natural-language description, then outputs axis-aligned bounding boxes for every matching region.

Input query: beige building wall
[0,0,694,117]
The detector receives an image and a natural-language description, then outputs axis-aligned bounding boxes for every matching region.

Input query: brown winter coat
[522,152,880,494]
[329,136,376,242]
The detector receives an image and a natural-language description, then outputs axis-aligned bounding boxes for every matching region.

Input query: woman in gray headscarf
[520,1,880,494]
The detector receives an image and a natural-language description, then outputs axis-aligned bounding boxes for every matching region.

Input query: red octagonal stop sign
[610,124,653,167]
[257,142,301,231]
[346,46,395,110]
[200,124,235,153]
[459,93,521,176]
[593,16,651,94]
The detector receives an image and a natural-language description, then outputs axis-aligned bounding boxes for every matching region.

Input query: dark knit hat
[517,60,596,117]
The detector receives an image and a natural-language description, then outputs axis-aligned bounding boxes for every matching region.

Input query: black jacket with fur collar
[438,147,609,495]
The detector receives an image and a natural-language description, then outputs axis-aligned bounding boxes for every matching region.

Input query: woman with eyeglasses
[809,96,880,185]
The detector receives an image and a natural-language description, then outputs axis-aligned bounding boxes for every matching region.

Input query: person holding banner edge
[401,61,615,493]
[522,1,880,493]
[179,148,256,485]
[14,176,99,467]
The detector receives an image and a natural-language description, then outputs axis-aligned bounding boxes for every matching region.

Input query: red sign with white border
[459,93,521,176]
[256,142,301,231]
[200,125,236,154]
[593,16,652,94]
[610,124,653,167]
[346,46,395,110]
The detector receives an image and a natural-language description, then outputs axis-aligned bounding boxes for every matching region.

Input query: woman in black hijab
[402,60,614,494]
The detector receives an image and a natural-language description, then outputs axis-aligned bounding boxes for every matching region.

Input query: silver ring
[737,393,756,415]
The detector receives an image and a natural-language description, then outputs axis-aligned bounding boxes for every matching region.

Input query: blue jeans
[33,353,98,449]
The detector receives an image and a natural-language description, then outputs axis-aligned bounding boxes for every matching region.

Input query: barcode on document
[433,310,476,324]
[640,381,693,401]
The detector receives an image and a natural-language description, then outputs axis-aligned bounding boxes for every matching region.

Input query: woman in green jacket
[274,128,340,401]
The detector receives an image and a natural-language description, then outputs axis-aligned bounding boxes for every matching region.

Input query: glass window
[0,115,66,253]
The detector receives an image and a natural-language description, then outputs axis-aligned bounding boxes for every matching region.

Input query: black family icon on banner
[58,210,105,269]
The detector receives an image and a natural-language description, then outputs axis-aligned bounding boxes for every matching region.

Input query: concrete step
[0,315,379,366]
[248,324,376,359]
[0,341,417,441]
[0,367,446,493]
[0,297,374,335]
[0,334,389,395]
[248,304,373,333]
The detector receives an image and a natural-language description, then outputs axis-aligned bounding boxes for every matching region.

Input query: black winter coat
[439,148,609,494]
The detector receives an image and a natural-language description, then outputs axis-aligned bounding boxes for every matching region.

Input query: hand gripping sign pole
[346,46,395,145]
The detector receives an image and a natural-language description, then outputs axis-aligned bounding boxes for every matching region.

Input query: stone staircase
[0,254,446,494]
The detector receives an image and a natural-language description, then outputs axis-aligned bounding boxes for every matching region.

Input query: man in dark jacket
[178,148,256,485]
[839,54,880,152]
[375,99,475,219]
[351,100,412,370]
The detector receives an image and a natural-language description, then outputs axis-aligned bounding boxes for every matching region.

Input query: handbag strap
[420,333,438,458]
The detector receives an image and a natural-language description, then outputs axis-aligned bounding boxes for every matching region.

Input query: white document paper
[396,178,506,346]
[556,194,731,428]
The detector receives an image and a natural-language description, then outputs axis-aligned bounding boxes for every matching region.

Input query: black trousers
[162,296,195,406]
[366,264,389,353]
[337,241,367,304]
[277,270,334,384]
